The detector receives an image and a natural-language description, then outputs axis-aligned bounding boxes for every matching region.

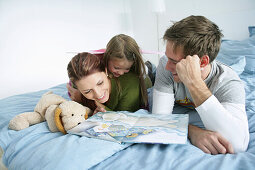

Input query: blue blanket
[0,85,132,169]
[92,69,255,170]
[1,27,255,170]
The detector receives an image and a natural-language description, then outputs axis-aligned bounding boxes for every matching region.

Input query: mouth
[97,91,107,103]
[98,94,104,100]
[113,73,120,77]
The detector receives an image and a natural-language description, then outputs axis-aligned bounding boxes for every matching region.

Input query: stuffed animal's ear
[54,107,66,134]
[84,107,93,120]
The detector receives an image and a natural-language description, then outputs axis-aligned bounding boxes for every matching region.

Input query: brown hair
[163,15,223,62]
[67,52,105,110]
[104,34,148,106]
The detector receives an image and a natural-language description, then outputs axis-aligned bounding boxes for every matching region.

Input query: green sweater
[104,72,141,112]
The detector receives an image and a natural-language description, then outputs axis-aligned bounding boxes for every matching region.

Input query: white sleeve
[152,89,174,114]
[196,95,249,153]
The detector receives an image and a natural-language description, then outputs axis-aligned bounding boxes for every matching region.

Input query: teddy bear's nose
[78,122,81,125]
[72,114,74,116]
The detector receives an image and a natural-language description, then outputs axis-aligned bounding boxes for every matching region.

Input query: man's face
[165,41,185,82]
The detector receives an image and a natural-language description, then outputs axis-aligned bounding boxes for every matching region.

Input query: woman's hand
[93,101,107,115]
[66,82,82,103]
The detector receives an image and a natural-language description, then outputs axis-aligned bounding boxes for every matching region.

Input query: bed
[1,26,255,170]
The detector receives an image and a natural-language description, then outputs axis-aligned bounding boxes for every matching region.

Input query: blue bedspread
[0,85,132,169]
[0,68,255,169]
[91,68,255,170]
[1,27,255,170]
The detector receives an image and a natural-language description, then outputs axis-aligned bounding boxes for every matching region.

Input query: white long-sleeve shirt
[152,56,249,153]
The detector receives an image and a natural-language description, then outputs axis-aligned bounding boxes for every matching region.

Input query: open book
[68,111,189,144]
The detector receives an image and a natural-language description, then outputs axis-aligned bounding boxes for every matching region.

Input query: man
[152,15,249,154]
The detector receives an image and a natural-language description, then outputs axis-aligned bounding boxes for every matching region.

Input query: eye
[84,89,91,94]
[78,122,81,125]
[81,114,83,116]
[97,81,103,85]
[72,114,74,116]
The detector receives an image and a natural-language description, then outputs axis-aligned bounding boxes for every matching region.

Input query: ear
[200,55,210,68]
[54,107,66,134]
[105,68,108,77]
[84,107,93,120]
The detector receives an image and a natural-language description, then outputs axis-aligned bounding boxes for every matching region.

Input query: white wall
[0,0,255,99]
[0,0,133,99]
[129,0,255,65]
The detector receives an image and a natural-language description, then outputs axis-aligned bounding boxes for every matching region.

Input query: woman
[67,52,141,113]
[67,34,153,111]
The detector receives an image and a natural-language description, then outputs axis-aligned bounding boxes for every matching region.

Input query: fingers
[218,135,234,154]
[189,126,232,155]
[212,141,227,154]
[199,145,211,154]
[205,142,220,155]
[93,107,106,115]
[98,107,106,112]
[197,137,225,155]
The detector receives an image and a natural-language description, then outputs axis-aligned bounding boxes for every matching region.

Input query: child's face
[75,71,110,104]
[108,58,134,77]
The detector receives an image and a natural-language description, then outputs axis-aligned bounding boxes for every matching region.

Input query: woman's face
[108,58,134,77]
[75,71,110,103]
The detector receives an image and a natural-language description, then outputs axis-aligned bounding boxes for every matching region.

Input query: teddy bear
[9,91,92,134]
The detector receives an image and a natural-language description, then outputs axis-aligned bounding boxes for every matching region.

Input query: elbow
[231,129,250,153]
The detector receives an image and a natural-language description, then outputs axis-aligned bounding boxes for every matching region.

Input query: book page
[68,111,188,144]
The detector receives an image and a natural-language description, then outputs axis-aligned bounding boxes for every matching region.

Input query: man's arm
[195,95,249,153]
[152,89,174,114]
[177,55,249,153]
[152,56,175,114]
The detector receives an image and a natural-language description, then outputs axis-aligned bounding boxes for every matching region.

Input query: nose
[93,88,102,99]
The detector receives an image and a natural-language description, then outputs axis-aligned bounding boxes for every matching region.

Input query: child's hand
[66,82,82,103]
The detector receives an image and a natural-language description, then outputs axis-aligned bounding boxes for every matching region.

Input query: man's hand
[176,55,211,107]
[176,55,202,86]
[188,125,234,155]
[66,83,82,103]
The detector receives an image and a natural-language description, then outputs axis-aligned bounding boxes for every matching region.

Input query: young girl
[67,34,153,111]
[67,52,142,113]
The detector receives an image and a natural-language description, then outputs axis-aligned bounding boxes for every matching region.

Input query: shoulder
[154,56,174,93]
[157,55,170,76]
[118,72,139,82]
[210,61,245,104]
[158,55,168,67]
[214,61,242,83]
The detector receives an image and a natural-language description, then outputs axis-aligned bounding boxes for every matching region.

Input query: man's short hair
[163,15,223,62]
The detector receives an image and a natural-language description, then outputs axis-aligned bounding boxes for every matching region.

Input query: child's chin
[113,73,120,77]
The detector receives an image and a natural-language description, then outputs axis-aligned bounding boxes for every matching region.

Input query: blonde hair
[104,34,148,106]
